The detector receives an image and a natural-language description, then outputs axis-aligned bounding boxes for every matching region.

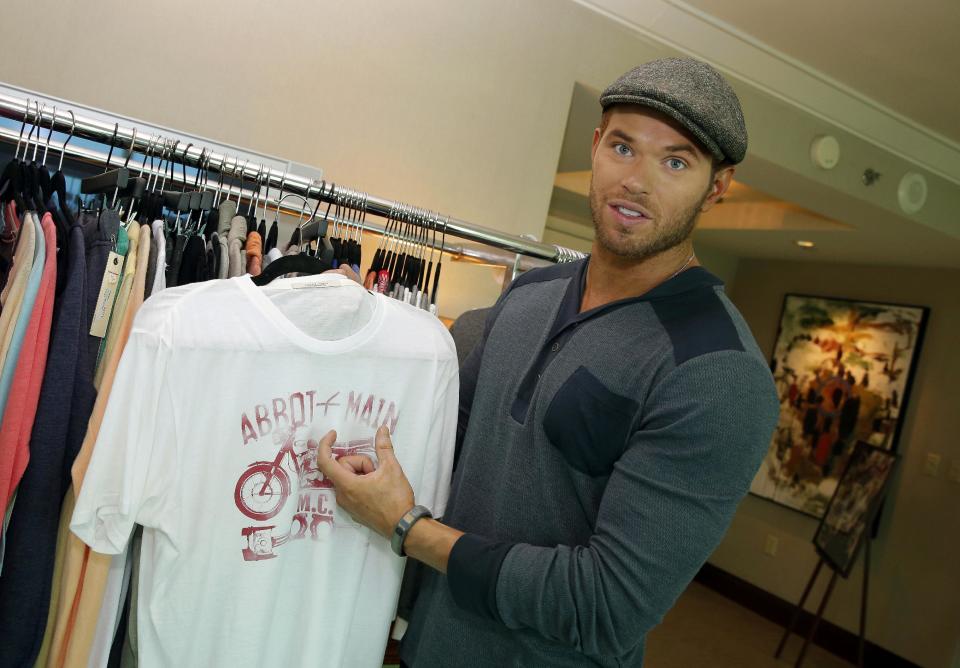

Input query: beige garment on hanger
[217,200,237,236]
[227,215,247,277]
[93,223,140,388]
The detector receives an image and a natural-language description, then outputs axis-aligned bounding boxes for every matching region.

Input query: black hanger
[297,182,335,264]
[80,123,127,219]
[251,193,330,286]
[0,99,33,214]
[430,217,448,308]
[20,101,45,212]
[49,109,76,228]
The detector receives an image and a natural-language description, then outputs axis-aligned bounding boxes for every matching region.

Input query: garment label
[89,252,124,338]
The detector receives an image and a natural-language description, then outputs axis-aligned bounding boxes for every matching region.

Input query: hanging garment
[83,210,120,374]
[34,212,113,668]
[150,220,166,297]
[0,214,45,494]
[35,486,76,668]
[262,246,283,269]
[265,220,278,253]
[94,223,141,388]
[0,213,57,518]
[72,274,458,668]
[245,230,262,277]
[118,527,142,668]
[217,230,229,279]
[0,202,23,293]
[46,223,150,668]
[205,237,218,282]
[167,230,187,289]
[176,234,205,286]
[226,215,247,277]
[0,201,24,303]
[217,200,237,237]
[143,222,159,300]
[0,222,86,668]
[0,205,36,376]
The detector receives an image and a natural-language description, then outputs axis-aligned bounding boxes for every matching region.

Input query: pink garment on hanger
[0,213,57,513]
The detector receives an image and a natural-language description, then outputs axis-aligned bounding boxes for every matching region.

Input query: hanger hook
[41,106,57,167]
[29,101,44,163]
[180,143,193,191]
[251,163,264,216]
[123,126,138,169]
[58,110,76,172]
[15,97,31,160]
[160,139,179,191]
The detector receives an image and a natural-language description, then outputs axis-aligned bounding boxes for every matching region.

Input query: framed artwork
[813,442,897,576]
[750,293,928,518]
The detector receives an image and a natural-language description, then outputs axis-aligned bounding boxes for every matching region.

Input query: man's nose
[620,163,649,196]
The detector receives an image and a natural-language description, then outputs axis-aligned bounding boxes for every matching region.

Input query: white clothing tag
[90,252,124,338]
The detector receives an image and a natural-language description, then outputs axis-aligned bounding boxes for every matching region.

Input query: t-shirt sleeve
[411,360,458,518]
[70,327,175,554]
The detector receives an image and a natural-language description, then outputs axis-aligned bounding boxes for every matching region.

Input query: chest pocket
[542,366,639,477]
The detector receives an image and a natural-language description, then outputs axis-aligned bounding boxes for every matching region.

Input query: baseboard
[694,563,919,667]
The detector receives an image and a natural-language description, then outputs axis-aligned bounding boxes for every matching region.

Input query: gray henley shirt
[401,258,780,667]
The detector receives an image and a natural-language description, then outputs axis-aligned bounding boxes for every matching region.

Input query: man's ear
[591,127,602,163]
[700,166,735,214]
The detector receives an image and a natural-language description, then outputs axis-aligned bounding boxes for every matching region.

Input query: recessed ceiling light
[796,240,815,249]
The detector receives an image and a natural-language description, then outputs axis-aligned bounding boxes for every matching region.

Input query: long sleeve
[453,350,780,658]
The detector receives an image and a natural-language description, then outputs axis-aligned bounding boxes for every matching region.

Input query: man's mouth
[608,201,651,224]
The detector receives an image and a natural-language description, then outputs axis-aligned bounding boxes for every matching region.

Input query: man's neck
[580,242,700,313]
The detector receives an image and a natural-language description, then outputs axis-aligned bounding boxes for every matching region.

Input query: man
[317,57,781,666]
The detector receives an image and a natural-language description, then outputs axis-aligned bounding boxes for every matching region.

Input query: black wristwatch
[391,505,432,556]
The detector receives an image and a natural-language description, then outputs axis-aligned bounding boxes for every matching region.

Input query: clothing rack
[0,90,585,266]
[0,110,539,271]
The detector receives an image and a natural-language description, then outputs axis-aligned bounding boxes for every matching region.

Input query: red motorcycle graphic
[234,427,374,521]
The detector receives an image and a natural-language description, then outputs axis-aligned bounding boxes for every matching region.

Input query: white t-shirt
[71,274,458,668]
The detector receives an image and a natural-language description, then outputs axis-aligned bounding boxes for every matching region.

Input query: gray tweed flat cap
[600,57,747,164]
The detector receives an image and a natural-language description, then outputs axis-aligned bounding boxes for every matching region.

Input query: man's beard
[589,183,710,261]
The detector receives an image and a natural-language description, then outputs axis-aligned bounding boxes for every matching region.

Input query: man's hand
[315,426,415,538]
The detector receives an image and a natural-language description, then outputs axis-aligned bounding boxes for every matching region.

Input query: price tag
[89,251,124,338]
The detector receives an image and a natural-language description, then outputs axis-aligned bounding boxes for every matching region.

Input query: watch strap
[391,504,432,557]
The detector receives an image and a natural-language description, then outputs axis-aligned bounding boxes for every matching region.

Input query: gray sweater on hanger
[401,258,780,667]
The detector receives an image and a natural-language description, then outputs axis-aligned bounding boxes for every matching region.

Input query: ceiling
[673,0,960,144]
[549,22,960,270]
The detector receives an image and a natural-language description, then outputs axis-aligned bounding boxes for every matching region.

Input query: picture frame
[749,293,927,518]
[812,441,897,577]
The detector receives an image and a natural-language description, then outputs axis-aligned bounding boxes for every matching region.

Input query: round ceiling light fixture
[897,172,928,214]
[810,135,840,170]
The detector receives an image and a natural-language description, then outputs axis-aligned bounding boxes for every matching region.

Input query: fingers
[338,455,376,475]
[374,425,397,465]
[314,430,348,486]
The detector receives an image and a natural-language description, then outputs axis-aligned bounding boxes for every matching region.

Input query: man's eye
[614,143,632,156]
[667,158,687,170]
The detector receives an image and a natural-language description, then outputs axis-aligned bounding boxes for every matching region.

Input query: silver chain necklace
[668,252,696,281]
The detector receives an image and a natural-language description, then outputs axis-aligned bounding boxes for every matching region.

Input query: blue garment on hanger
[0,214,46,419]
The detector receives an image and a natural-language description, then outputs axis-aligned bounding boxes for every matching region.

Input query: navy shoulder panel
[508,257,583,291]
[651,286,744,366]
[480,258,583,343]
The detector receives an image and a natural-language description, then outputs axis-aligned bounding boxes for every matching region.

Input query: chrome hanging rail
[0,91,585,264]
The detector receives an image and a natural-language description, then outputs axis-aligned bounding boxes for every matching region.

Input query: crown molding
[574,0,960,186]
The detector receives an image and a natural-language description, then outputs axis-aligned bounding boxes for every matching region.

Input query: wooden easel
[774,537,871,668]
